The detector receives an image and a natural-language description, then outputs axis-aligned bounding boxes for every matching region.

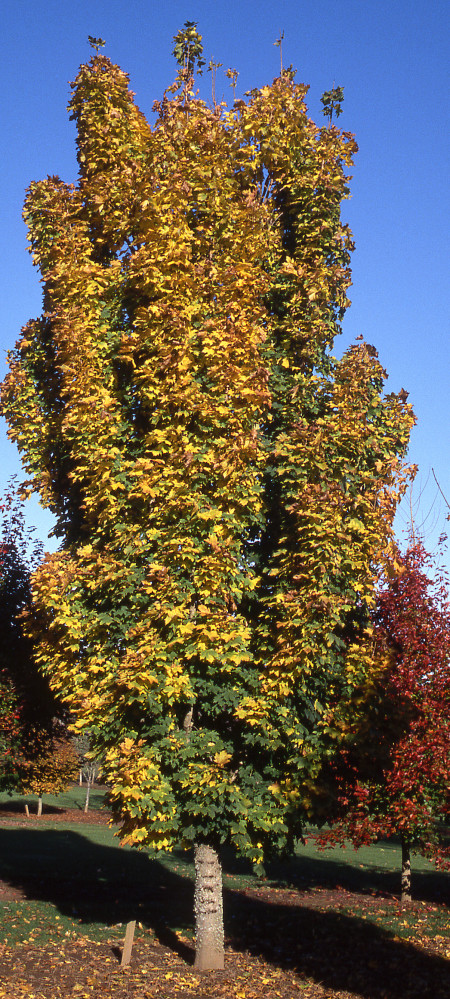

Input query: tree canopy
[1,27,415,967]
[318,534,450,900]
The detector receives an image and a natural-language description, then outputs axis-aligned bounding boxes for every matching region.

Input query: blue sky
[1,0,448,567]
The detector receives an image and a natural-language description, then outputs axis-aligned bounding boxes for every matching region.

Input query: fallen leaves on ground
[0,807,448,998]
[0,934,360,999]
[0,888,449,999]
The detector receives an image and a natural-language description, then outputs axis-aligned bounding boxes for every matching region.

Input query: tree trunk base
[401,838,412,904]
[194,843,224,971]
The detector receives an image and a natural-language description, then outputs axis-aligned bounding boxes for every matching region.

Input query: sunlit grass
[0,801,448,951]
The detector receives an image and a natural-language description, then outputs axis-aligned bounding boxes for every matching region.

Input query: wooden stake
[121,920,136,967]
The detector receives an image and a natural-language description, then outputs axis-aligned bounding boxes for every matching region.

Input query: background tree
[0,668,25,792]
[318,535,450,902]
[1,28,414,968]
[73,732,102,812]
[0,483,34,791]
[0,484,76,812]
[0,482,47,713]
[19,728,79,816]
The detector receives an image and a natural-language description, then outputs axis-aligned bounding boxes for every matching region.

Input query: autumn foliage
[1,27,415,965]
[318,536,450,895]
[0,668,24,792]
[18,728,78,811]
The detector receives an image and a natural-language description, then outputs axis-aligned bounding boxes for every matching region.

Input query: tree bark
[193,843,224,971]
[37,796,43,817]
[401,836,412,903]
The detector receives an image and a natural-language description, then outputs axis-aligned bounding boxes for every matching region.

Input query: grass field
[0,788,448,998]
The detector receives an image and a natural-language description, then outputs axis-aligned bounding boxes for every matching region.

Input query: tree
[0,494,24,789]
[73,732,102,812]
[1,27,414,968]
[317,536,450,902]
[0,484,46,714]
[0,484,76,811]
[0,668,24,792]
[19,728,79,815]
[0,486,38,792]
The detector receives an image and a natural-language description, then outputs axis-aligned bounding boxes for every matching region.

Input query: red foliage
[0,669,26,792]
[319,536,450,866]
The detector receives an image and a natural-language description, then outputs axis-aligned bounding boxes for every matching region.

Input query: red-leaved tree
[0,668,26,792]
[318,535,450,901]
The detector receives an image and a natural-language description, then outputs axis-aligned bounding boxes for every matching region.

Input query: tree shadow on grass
[224,888,450,998]
[275,852,449,906]
[222,842,450,905]
[0,827,448,998]
[0,798,65,816]
[0,826,194,958]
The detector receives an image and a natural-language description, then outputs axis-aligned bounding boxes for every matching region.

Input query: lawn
[0,788,448,998]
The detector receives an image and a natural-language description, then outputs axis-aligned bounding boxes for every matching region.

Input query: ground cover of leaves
[0,804,448,999]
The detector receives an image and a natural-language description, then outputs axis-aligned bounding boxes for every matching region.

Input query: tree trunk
[401,837,412,903]
[193,843,224,971]
[37,796,43,817]
[84,778,91,813]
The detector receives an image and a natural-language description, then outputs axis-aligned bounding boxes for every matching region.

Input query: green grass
[0,808,448,951]
[273,835,443,888]
[0,898,131,947]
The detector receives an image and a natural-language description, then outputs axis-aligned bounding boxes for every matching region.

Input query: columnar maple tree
[318,536,450,902]
[1,27,414,967]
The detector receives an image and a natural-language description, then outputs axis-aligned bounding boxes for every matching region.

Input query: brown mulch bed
[0,935,318,999]
[0,803,112,827]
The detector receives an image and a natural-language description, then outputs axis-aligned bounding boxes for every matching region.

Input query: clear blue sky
[1,0,449,567]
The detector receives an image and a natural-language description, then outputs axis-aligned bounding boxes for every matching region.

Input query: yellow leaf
[214,750,232,767]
